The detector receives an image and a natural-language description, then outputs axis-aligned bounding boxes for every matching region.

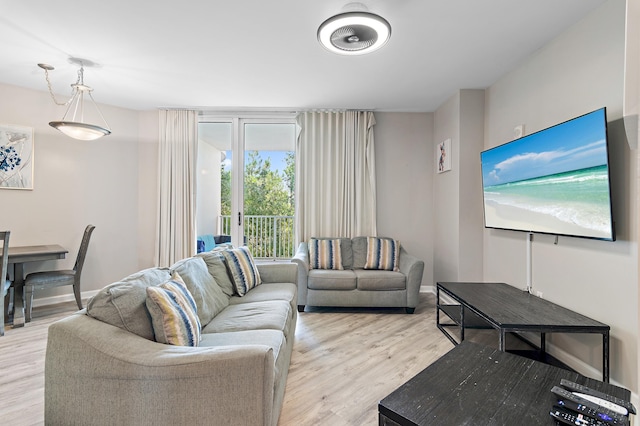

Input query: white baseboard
[420,285,435,294]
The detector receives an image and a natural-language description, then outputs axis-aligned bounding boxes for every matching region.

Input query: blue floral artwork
[0,124,33,189]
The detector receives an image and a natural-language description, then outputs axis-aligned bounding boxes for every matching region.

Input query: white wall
[433,95,460,282]
[483,0,637,391]
[458,90,485,280]
[624,0,639,149]
[196,141,222,237]
[374,112,433,288]
[137,110,160,269]
[0,83,157,302]
[433,90,485,283]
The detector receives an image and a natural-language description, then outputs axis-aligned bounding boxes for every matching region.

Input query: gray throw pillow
[87,267,171,340]
[197,250,236,297]
[170,256,229,325]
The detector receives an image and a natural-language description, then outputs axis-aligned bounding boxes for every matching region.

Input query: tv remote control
[560,379,636,415]
[551,405,607,426]
[551,386,625,425]
[574,393,628,416]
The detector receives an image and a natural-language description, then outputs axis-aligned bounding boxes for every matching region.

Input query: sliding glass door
[197,116,296,259]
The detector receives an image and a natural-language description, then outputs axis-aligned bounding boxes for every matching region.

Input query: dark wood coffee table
[379,341,630,426]
[436,282,610,382]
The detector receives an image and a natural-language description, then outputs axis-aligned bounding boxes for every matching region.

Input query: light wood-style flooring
[279,293,455,425]
[0,293,457,425]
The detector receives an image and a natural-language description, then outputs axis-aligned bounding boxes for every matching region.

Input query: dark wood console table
[436,282,610,382]
[379,341,629,426]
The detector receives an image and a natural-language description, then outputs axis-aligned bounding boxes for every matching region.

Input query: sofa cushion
[229,282,297,312]
[171,256,229,325]
[222,247,262,296]
[200,328,283,347]
[146,273,201,346]
[309,238,343,270]
[197,250,236,297]
[307,269,356,290]
[364,237,400,271]
[339,238,354,269]
[355,269,406,291]
[86,267,171,340]
[202,300,292,335]
[351,236,367,269]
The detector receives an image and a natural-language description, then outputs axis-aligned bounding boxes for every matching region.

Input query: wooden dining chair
[24,225,95,323]
[1,231,11,336]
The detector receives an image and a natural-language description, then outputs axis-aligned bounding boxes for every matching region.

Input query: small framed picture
[437,138,451,174]
[0,124,34,189]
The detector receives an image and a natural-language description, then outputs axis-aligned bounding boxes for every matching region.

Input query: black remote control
[551,386,626,425]
[560,379,636,415]
[551,405,607,426]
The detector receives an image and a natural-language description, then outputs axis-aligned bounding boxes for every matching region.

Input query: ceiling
[0,0,606,112]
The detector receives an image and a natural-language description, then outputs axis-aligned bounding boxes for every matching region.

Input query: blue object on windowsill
[197,234,217,253]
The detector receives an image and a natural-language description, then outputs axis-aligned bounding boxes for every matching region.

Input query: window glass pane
[244,123,295,258]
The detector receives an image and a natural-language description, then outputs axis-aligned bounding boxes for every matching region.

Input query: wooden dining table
[7,244,68,327]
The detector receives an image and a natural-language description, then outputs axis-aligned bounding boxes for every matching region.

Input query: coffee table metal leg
[499,329,505,351]
[460,304,465,342]
[436,287,440,326]
[603,332,609,383]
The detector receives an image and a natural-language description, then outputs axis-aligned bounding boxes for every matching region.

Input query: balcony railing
[221,215,295,260]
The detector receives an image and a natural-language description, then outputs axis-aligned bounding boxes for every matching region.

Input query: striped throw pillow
[221,246,262,296]
[146,273,201,346]
[364,237,400,271]
[309,238,343,270]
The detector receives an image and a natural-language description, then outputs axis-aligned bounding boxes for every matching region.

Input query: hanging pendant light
[38,58,111,141]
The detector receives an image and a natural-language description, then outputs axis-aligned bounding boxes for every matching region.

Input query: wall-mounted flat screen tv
[480,107,615,241]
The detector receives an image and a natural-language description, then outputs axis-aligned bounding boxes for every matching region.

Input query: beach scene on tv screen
[481,109,613,239]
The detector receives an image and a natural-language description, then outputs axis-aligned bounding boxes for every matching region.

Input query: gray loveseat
[292,236,424,313]
[45,250,297,426]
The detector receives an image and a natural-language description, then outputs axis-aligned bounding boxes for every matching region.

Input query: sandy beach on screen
[484,201,609,238]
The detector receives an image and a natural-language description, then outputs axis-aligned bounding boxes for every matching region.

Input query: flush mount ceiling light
[317,8,391,56]
[38,58,111,141]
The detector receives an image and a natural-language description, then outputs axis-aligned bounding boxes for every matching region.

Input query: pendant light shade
[50,121,111,141]
[39,59,111,140]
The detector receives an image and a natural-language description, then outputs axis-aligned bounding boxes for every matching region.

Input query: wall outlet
[536,291,543,299]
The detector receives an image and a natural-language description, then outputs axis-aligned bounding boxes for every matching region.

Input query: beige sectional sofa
[292,236,424,313]
[45,250,297,426]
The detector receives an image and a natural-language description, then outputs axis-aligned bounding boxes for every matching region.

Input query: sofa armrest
[256,262,297,284]
[46,313,276,426]
[290,242,309,307]
[399,247,425,309]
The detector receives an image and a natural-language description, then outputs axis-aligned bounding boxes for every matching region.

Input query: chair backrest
[73,225,95,277]
[0,231,10,294]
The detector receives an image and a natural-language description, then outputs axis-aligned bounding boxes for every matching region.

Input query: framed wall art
[437,138,451,173]
[0,124,34,189]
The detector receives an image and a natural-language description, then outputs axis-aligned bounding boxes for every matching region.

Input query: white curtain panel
[295,111,377,243]
[156,110,198,266]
